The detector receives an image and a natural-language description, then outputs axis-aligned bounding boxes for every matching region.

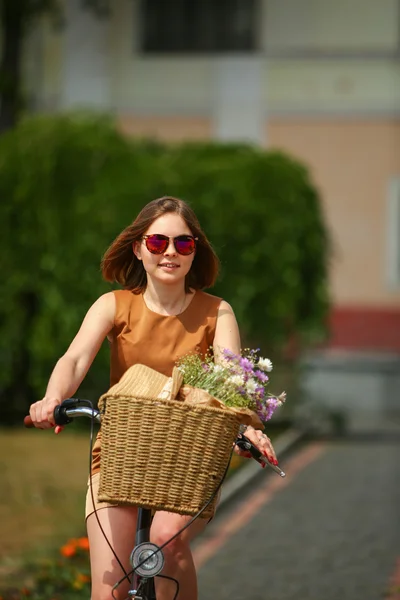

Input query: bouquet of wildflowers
[176,348,286,424]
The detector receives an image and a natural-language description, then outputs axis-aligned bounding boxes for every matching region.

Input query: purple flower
[222,348,237,361]
[254,370,269,383]
[256,397,280,422]
[249,348,260,356]
[239,357,253,373]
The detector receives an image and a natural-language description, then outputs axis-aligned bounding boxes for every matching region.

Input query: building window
[141,0,259,53]
[387,178,400,288]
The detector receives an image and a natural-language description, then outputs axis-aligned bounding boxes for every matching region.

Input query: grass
[0,428,91,587]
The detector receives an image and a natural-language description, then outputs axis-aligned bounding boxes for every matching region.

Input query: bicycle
[25,398,285,599]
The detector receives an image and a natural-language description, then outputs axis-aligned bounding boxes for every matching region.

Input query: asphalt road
[194,429,400,600]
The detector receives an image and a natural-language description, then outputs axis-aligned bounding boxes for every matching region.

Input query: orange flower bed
[60,536,90,558]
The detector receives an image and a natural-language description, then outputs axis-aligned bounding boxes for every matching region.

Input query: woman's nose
[164,238,177,255]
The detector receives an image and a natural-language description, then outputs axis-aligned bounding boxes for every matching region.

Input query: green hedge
[0,114,330,422]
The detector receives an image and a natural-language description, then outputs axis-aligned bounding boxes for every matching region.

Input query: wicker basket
[97,365,241,519]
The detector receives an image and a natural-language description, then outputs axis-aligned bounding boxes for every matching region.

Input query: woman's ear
[133,241,142,260]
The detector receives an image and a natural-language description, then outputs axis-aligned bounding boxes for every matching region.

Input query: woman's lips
[159,263,179,269]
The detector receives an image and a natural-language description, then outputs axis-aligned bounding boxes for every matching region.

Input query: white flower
[257,357,273,372]
[278,391,287,403]
[213,365,224,373]
[245,378,257,393]
[228,374,244,387]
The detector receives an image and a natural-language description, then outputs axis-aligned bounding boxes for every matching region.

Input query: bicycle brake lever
[62,397,91,407]
[236,434,286,478]
[236,434,262,459]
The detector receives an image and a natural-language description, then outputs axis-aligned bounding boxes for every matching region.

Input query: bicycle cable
[84,400,130,579]
[157,573,180,600]
[112,573,180,600]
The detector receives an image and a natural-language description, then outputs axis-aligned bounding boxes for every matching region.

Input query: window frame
[139,0,260,54]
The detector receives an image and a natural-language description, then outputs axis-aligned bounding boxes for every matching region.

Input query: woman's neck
[143,281,191,316]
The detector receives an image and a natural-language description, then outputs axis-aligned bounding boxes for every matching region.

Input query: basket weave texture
[97,364,240,519]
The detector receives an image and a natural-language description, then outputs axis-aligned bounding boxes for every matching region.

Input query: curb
[218,428,306,510]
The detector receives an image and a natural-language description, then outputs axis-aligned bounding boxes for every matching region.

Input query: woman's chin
[150,271,186,286]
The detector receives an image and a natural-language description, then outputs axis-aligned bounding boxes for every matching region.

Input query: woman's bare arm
[213,300,241,361]
[29,292,115,428]
[213,299,277,463]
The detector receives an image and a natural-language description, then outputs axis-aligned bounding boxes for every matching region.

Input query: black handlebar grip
[54,405,73,426]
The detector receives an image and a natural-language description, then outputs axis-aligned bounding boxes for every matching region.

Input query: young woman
[29,196,278,600]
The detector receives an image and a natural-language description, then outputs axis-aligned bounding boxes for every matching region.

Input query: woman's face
[134,213,196,286]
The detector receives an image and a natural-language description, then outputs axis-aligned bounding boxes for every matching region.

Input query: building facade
[23,0,400,353]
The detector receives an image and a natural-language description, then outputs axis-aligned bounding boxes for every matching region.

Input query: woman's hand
[29,397,62,432]
[234,425,278,466]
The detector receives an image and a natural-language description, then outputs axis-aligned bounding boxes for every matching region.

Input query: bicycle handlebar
[24,399,285,477]
[23,398,101,428]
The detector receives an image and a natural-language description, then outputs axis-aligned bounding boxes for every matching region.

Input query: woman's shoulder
[195,290,223,305]
[111,288,141,305]
[83,292,116,329]
[195,291,234,313]
[189,290,225,321]
[92,291,116,309]
[111,289,143,322]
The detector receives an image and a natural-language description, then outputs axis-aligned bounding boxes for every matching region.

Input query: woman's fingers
[244,427,278,465]
[29,398,60,429]
[234,446,252,458]
[258,436,277,464]
[29,402,47,428]
[258,434,277,463]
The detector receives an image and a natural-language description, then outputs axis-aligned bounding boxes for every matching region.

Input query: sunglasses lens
[175,236,196,255]
[145,235,168,254]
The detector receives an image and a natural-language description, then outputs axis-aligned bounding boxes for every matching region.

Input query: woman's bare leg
[151,511,208,600]
[86,506,138,600]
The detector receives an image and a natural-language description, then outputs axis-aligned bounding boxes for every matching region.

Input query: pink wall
[268,119,400,352]
[268,119,400,308]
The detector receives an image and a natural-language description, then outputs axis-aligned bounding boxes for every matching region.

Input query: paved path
[194,430,400,600]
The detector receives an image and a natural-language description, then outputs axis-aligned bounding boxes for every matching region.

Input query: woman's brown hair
[101,196,220,293]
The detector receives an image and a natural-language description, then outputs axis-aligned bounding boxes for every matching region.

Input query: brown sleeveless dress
[91,289,222,476]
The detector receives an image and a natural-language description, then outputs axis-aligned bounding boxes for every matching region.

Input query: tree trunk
[0,2,24,133]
